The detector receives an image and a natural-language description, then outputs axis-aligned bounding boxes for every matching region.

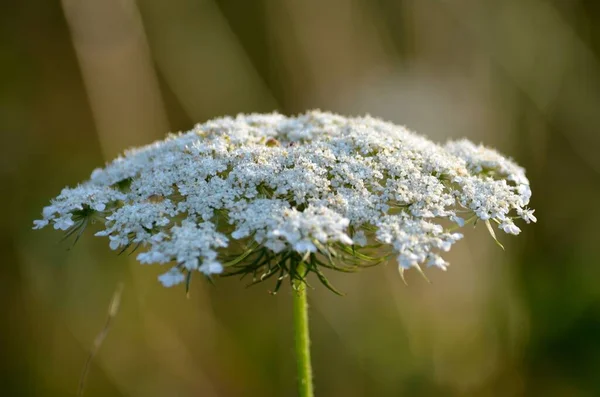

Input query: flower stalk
[292,260,314,397]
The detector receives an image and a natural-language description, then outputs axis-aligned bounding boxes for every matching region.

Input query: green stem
[293,261,314,397]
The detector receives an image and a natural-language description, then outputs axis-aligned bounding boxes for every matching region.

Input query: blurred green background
[2,0,600,396]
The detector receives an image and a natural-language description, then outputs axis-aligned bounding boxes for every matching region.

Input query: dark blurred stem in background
[77,283,124,397]
[293,262,314,397]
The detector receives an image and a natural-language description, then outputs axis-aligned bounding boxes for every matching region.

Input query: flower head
[35,111,535,291]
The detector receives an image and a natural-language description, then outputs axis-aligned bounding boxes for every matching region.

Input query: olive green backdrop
[2,1,600,396]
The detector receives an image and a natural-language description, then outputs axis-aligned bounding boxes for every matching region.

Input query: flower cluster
[34,111,535,290]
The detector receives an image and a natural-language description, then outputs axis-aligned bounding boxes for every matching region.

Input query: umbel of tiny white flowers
[34,110,536,294]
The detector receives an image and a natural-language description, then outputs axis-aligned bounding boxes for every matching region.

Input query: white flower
[137,220,228,283]
[33,219,49,230]
[499,221,521,235]
[34,110,535,287]
[158,268,186,288]
[518,208,537,224]
[352,230,368,247]
[54,215,75,231]
[376,213,463,271]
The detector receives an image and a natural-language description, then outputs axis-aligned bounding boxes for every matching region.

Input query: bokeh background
[2,0,600,396]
